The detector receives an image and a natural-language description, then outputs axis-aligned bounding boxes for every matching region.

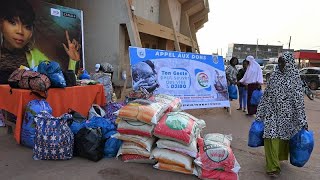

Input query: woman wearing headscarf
[256,52,308,177]
[239,55,263,115]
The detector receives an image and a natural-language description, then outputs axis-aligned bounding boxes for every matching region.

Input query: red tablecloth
[0,84,106,144]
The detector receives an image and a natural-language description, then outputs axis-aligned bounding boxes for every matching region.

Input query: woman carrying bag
[255,52,309,177]
[239,55,263,115]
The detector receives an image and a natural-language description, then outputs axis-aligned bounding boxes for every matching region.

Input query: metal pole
[288,36,291,49]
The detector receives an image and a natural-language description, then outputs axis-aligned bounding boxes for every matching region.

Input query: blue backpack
[251,89,263,105]
[21,100,52,148]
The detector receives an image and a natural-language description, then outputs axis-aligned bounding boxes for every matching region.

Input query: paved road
[0,97,319,180]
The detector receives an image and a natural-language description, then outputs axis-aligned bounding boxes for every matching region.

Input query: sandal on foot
[267,171,280,178]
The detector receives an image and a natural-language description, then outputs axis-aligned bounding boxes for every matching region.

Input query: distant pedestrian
[225,57,239,86]
[256,52,308,177]
[237,60,248,112]
[239,56,263,115]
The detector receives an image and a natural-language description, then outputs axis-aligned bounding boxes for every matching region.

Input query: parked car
[263,64,277,82]
[299,67,320,90]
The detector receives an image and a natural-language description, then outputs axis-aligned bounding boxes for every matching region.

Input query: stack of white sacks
[114,94,240,180]
[114,94,181,163]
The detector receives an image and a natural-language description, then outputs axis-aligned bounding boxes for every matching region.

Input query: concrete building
[227,43,283,61]
[58,0,209,97]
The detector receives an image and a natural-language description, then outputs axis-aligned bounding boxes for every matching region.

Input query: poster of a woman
[0,0,84,84]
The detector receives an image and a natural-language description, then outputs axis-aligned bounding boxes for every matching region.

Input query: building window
[268,48,272,52]
[235,47,241,51]
[247,47,250,51]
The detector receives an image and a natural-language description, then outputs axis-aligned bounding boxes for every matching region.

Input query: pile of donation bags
[7,61,71,98]
[20,99,124,161]
[20,90,241,179]
[113,92,241,180]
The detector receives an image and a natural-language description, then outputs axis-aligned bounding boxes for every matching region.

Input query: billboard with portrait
[0,0,84,73]
[129,47,230,110]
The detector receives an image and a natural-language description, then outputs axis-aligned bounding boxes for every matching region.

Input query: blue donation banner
[129,47,230,110]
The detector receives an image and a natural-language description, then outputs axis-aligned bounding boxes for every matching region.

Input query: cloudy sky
[196,0,320,57]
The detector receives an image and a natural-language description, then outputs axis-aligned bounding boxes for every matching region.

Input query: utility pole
[288,36,291,49]
[256,39,258,59]
[220,48,222,56]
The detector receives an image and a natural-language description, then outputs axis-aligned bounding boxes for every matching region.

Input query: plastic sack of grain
[194,136,236,172]
[116,142,152,158]
[193,162,240,180]
[148,94,182,112]
[156,139,198,158]
[112,133,155,151]
[121,154,156,164]
[150,148,193,171]
[153,112,206,145]
[115,99,168,124]
[204,133,232,147]
[154,162,194,175]
[117,119,154,137]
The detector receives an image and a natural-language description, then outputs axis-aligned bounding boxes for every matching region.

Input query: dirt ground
[0,97,319,180]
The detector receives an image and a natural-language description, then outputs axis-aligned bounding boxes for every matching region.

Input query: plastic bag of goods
[116,99,169,124]
[121,154,156,164]
[289,129,314,167]
[117,119,154,137]
[85,117,116,139]
[104,102,124,123]
[148,94,182,112]
[74,127,105,162]
[117,142,152,159]
[33,112,74,160]
[154,162,194,175]
[67,109,87,134]
[156,139,198,158]
[88,104,106,119]
[248,120,264,147]
[150,148,193,171]
[21,99,52,148]
[112,133,155,152]
[104,131,123,158]
[153,112,206,145]
[195,134,237,172]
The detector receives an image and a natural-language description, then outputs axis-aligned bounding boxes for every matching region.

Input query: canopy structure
[294,52,320,68]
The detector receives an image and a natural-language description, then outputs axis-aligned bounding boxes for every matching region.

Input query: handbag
[8,69,51,98]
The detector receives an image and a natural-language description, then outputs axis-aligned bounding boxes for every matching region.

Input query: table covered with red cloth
[0,84,106,144]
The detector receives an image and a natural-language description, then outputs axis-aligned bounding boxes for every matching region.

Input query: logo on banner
[137,48,146,58]
[50,8,61,17]
[197,72,210,88]
[63,12,76,19]
[213,55,219,64]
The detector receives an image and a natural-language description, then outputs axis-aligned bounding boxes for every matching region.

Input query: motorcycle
[302,79,315,100]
